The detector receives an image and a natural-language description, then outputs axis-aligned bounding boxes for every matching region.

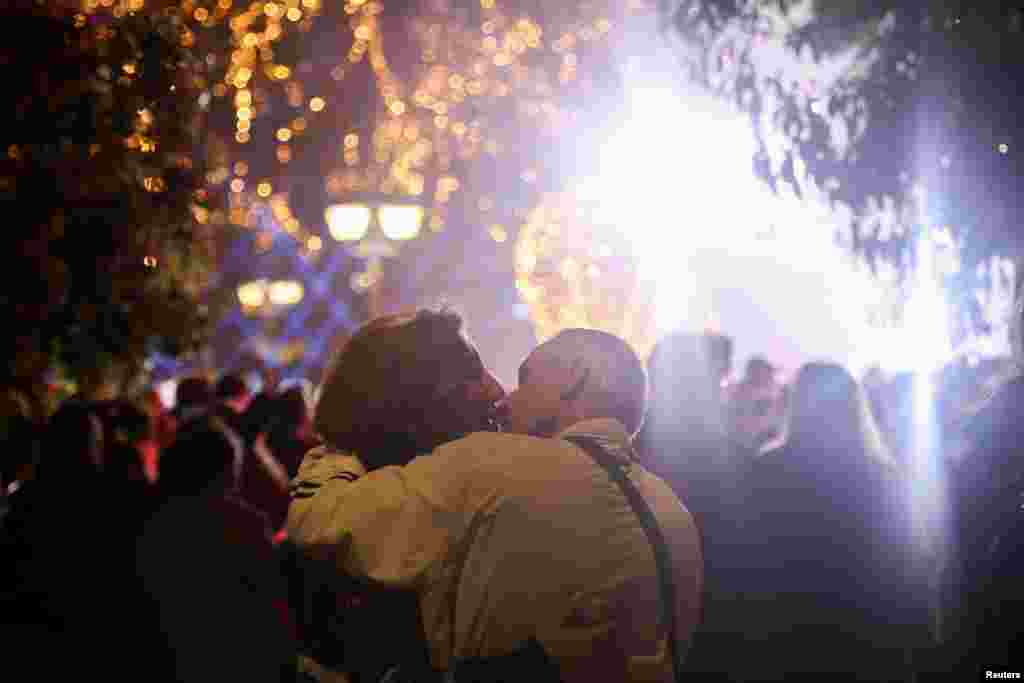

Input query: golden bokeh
[515,192,657,359]
[75,0,635,307]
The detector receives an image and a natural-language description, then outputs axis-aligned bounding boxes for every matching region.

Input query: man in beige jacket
[288,321,702,682]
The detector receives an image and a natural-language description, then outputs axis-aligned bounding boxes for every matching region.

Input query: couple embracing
[287,308,702,683]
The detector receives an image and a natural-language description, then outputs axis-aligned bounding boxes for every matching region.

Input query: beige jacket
[287,419,703,682]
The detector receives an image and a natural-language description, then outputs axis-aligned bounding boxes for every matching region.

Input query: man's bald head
[504,329,647,438]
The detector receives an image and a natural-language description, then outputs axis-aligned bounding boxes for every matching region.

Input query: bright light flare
[268,280,304,306]
[378,204,424,240]
[905,224,952,567]
[904,236,952,373]
[598,89,760,231]
[325,204,371,241]
[237,280,267,308]
[587,88,764,334]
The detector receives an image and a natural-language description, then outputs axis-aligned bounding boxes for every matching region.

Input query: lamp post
[235,278,307,369]
[237,278,306,316]
[324,194,425,319]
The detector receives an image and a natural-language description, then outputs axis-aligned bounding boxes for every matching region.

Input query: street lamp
[324,204,373,242]
[237,278,305,316]
[324,194,425,318]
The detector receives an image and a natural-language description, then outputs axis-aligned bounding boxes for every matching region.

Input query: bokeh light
[268,280,304,306]
[378,205,424,241]
[325,204,371,241]
[237,280,267,308]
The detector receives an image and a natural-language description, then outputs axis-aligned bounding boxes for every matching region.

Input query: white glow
[156,379,178,410]
[850,273,951,375]
[378,204,424,241]
[268,280,304,306]
[904,239,952,372]
[589,87,771,335]
[907,233,948,561]
[237,280,268,308]
[325,204,371,241]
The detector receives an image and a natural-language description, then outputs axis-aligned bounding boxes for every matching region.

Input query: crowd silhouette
[2,305,1022,681]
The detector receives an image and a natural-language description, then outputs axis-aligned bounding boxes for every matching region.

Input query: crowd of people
[2,304,1022,681]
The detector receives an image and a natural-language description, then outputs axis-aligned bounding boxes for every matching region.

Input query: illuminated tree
[1,3,220,395]
[86,0,631,378]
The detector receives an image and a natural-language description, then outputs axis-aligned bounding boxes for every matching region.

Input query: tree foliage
[1,3,223,388]
[665,0,1023,340]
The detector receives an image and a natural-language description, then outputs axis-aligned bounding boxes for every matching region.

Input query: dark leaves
[662,0,1024,341]
[1,6,217,383]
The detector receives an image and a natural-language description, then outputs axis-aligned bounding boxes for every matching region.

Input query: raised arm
[286,435,485,587]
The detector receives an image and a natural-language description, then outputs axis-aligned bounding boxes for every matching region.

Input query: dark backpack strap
[564,435,685,682]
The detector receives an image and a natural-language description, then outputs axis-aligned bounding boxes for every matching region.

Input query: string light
[516,192,659,358]
[79,0,622,270]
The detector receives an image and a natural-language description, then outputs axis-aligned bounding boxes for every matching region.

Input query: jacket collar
[291,445,367,489]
